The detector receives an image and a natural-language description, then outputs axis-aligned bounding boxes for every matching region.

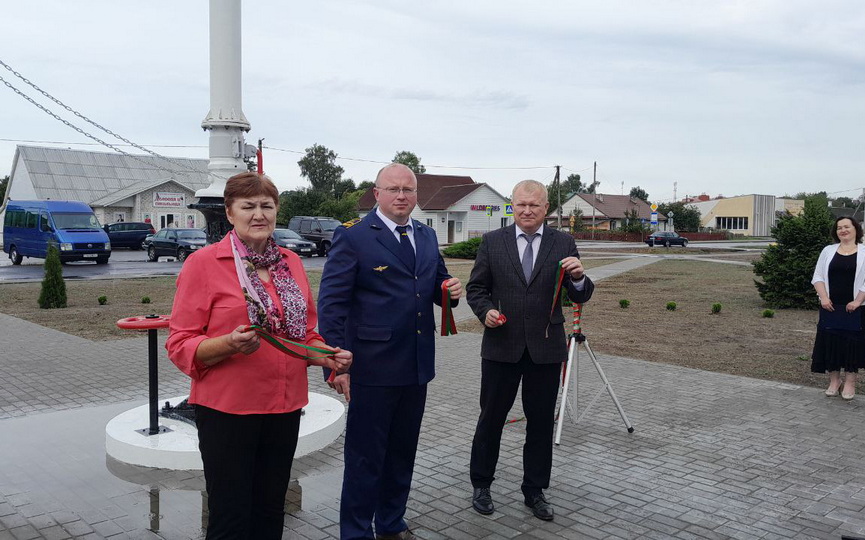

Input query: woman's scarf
[229,230,307,339]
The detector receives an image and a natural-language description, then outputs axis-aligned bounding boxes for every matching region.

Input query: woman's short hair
[224,172,279,208]
[831,216,863,243]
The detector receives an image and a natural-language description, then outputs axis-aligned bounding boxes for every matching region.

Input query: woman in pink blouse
[166,172,351,539]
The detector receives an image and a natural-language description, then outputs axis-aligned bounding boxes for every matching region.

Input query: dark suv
[103,221,155,250]
[287,216,342,256]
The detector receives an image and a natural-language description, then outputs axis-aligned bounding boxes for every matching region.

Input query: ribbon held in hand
[245,324,339,382]
[545,261,568,338]
[440,282,458,336]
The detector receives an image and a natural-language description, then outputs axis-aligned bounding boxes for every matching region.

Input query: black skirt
[811,309,865,373]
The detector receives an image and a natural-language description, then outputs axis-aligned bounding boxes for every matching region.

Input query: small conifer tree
[38,245,67,309]
[752,194,833,309]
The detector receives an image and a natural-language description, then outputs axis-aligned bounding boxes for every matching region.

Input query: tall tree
[752,193,833,309]
[392,151,426,174]
[357,180,375,191]
[334,178,357,200]
[297,144,344,196]
[629,186,649,202]
[657,202,701,232]
[0,175,8,202]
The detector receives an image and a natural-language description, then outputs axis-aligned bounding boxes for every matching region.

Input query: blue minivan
[3,200,112,264]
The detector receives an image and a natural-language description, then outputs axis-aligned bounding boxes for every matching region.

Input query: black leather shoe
[524,492,554,521]
[472,487,494,515]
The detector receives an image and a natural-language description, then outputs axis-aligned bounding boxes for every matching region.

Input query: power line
[0,59,204,175]
[263,144,557,171]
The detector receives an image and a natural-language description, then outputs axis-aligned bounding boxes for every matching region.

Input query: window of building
[426,218,433,227]
[716,217,749,230]
[501,217,509,228]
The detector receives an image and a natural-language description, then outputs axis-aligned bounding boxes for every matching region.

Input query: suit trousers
[469,349,561,496]
[340,383,427,540]
[195,405,301,540]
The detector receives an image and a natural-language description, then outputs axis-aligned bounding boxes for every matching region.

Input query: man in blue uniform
[318,163,462,540]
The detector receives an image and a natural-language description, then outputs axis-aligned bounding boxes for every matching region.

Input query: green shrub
[98,296,108,305]
[762,309,775,318]
[141,296,151,304]
[711,303,722,314]
[752,194,832,309]
[442,237,483,259]
[666,301,677,311]
[38,245,67,309]
[619,299,630,309]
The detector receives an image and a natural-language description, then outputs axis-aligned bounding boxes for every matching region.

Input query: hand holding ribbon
[244,325,352,381]
[440,278,461,336]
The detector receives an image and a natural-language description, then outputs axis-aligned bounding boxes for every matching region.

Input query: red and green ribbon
[440,282,458,336]
[544,261,568,338]
[246,324,338,382]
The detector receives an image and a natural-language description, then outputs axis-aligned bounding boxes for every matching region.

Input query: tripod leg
[554,337,577,445]
[583,340,635,433]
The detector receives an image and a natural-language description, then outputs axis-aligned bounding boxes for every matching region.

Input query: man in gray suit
[466,179,595,521]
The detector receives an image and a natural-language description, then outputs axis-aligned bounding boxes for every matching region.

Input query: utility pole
[555,165,561,229]
[591,161,597,240]
[673,181,677,202]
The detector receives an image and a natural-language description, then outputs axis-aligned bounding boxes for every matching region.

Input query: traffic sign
[650,203,658,211]
[504,204,514,216]
[650,212,658,225]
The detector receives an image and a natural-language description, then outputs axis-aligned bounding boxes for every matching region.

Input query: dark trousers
[340,383,427,540]
[469,349,561,496]
[195,405,301,540]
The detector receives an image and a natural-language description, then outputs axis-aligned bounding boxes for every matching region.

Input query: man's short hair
[512,180,548,203]
[375,163,417,187]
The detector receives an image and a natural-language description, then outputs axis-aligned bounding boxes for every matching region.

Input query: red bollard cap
[116,315,171,330]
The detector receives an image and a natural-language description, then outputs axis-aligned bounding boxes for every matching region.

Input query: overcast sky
[1,1,863,203]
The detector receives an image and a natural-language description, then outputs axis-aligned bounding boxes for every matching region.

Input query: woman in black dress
[811,216,865,400]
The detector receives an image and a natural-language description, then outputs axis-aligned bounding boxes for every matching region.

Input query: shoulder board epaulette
[343,218,361,228]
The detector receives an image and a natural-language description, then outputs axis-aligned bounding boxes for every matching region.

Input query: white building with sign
[356,174,511,244]
[1,146,210,232]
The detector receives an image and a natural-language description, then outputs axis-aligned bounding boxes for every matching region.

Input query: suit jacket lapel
[503,225,526,285]
[528,227,555,285]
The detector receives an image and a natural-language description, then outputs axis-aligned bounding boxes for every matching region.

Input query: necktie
[520,233,538,282]
[396,225,416,269]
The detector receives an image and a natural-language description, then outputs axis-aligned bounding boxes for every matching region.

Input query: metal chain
[0,59,205,176]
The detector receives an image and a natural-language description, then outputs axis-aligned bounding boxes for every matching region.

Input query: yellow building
[689,194,781,236]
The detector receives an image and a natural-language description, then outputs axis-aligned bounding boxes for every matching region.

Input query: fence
[571,230,730,242]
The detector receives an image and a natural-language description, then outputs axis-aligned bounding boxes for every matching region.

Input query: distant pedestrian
[811,216,865,400]
[166,171,351,539]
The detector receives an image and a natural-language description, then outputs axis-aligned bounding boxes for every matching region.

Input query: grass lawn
[0,257,831,390]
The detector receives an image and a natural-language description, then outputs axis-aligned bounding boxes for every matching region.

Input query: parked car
[646,231,689,247]
[272,228,317,257]
[146,228,207,262]
[103,221,155,250]
[3,200,111,264]
[287,216,343,256]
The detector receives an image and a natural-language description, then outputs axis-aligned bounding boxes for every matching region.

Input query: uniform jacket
[317,212,455,386]
[466,224,594,364]
[166,234,322,414]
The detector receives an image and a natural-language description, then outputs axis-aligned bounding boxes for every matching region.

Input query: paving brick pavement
[4,251,865,539]
[3,312,865,538]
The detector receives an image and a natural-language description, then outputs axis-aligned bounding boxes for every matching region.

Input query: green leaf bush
[141,296,151,304]
[711,303,722,314]
[666,301,677,311]
[619,299,630,309]
[762,309,775,318]
[442,237,483,259]
[98,296,108,305]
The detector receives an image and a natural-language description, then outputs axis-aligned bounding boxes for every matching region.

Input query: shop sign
[153,192,185,207]
[470,204,501,211]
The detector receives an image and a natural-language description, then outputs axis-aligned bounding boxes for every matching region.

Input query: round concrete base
[105,393,345,470]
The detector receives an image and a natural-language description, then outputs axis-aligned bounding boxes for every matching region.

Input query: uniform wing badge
[343,217,361,228]
[373,265,388,272]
